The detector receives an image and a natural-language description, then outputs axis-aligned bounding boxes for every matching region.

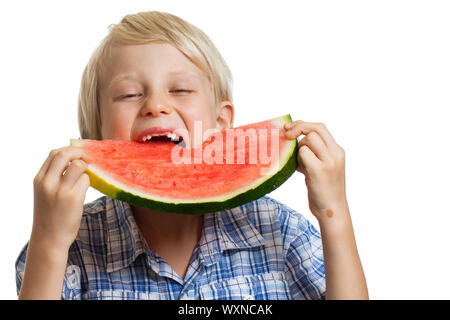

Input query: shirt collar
[104,197,266,273]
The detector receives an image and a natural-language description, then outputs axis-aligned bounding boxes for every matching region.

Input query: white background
[1,0,449,299]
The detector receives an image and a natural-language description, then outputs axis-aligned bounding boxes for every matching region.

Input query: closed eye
[121,93,142,99]
[170,89,193,94]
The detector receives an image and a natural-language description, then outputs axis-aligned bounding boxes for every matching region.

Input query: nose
[140,96,173,117]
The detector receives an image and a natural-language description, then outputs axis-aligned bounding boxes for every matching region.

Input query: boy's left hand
[284,120,348,222]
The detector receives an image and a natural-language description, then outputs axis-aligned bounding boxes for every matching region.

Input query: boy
[16,11,368,300]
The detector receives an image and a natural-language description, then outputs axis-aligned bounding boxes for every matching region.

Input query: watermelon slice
[71,114,298,214]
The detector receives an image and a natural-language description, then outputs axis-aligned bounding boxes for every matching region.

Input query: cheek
[181,97,216,125]
[178,107,217,148]
[180,105,216,131]
[101,108,135,140]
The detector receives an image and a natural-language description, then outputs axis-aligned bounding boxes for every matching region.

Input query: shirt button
[244,294,254,300]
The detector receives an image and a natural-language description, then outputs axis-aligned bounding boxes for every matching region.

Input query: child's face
[99,42,232,147]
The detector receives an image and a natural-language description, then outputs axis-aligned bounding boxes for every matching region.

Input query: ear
[215,101,234,130]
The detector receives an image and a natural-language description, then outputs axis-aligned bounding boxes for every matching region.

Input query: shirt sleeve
[15,242,28,297]
[15,242,82,300]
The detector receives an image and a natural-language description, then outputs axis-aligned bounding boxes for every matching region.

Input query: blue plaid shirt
[16,196,325,300]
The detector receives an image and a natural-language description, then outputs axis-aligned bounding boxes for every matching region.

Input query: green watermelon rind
[74,114,298,214]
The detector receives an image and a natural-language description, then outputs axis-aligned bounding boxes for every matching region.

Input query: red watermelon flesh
[71,114,298,214]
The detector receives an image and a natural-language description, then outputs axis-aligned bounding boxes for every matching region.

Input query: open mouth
[140,132,186,147]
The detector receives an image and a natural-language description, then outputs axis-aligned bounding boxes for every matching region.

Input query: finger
[43,147,92,187]
[298,145,320,173]
[72,173,91,194]
[298,132,332,162]
[285,121,339,153]
[296,148,306,174]
[35,148,64,182]
[37,146,91,181]
[60,160,88,191]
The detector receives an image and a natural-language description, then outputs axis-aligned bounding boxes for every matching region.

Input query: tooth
[146,135,152,141]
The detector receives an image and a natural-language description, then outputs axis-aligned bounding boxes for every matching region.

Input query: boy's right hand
[31,146,91,251]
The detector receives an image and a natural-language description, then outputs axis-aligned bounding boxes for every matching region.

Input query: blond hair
[78,11,233,139]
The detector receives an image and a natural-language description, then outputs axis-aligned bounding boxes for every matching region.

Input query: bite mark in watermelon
[71,114,298,214]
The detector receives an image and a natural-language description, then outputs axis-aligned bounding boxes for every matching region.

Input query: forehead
[103,43,207,87]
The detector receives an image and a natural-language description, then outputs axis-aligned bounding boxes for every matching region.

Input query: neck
[131,205,204,244]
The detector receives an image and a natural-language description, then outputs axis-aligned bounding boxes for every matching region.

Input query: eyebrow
[106,74,140,92]
[109,71,199,86]
[109,74,139,85]
[167,71,201,81]
[168,71,195,75]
